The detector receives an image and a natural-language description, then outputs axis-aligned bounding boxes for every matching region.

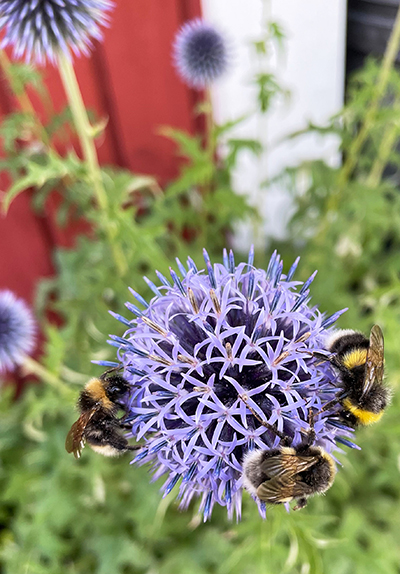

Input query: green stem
[205,88,215,160]
[336,4,400,193]
[58,53,108,211]
[23,355,72,396]
[0,50,49,146]
[201,88,216,246]
[366,97,400,187]
[315,4,400,242]
[57,53,127,276]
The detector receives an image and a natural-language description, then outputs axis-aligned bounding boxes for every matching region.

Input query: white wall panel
[201,0,347,248]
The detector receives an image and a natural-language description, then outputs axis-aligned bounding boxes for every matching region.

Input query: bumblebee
[241,405,336,509]
[65,368,139,459]
[316,324,389,427]
[242,444,336,510]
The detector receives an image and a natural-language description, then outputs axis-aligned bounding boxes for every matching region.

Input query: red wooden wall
[0,0,202,305]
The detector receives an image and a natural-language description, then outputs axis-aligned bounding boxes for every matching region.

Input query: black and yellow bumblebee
[315,324,389,427]
[242,442,336,510]
[241,406,336,510]
[65,368,139,459]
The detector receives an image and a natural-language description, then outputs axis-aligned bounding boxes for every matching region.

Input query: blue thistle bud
[0,0,113,64]
[0,290,35,373]
[110,249,354,520]
[173,18,230,89]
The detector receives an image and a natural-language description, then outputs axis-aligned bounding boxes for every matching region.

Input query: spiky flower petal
[0,0,113,64]
[106,249,355,520]
[0,290,36,373]
[173,18,230,89]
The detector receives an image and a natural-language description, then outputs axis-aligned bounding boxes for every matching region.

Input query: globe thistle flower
[173,19,230,89]
[0,0,113,64]
[104,249,356,521]
[0,290,36,373]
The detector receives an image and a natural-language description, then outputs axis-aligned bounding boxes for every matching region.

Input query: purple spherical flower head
[0,0,114,64]
[173,18,230,89]
[104,248,356,521]
[0,290,35,373]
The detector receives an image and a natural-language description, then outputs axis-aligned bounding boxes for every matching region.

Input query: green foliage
[252,18,289,113]
[4,376,399,574]
[0,59,258,366]
[0,52,264,573]
[5,62,45,98]
[260,56,400,572]
[0,384,356,574]
[254,73,289,113]
[2,149,86,213]
[274,60,400,373]
[2,29,400,574]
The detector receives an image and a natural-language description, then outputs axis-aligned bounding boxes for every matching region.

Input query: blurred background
[1,0,400,572]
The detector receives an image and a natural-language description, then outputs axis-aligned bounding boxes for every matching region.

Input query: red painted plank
[0,0,203,316]
[94,0,203,181]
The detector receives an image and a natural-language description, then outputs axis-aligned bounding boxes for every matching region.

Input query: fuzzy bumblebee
[315,325,389,427]
[65,369,139,459]
[243,444,336,510]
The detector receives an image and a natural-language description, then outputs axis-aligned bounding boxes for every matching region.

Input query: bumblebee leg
[114,401,126,408]
[309,351,345,369]
[118,422,133,429]
[301,408,316,447]
[238,394,291,444]
[308,352,346,417]
[310,351,332,361]
[293,497,308,511]
[117,413,136,424]
[99,365,123,381]
[315,392,344,418]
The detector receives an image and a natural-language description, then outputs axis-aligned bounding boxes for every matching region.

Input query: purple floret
[0,0,113,64]
[0,290,35,373]
[173,18,230,89]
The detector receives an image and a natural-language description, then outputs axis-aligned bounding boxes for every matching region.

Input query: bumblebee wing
[65,411,95,459]
[260,453,318,479]
[257,476,296,503]
[362,324,385,398]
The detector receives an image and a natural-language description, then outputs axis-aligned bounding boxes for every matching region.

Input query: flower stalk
[334,4,400,197]
[366,94,400,188]
[0,50,49,145]
[58,53,127,276]
[314,5,400,244]
[22,355,73,397]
